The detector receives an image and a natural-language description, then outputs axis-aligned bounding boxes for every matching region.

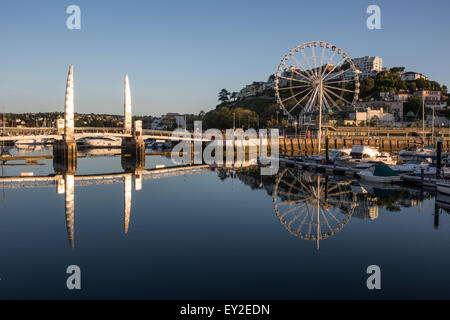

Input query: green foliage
[358,68,444,101]
[403,95,422,116]
[203,106,259,129]
[390,67,405,73]
[218,89,230,103]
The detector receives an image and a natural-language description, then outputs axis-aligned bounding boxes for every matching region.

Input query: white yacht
[77,148,121,157]
[398,146,435,159]
[336,146,395,166]
[77,136,122,148]
[303,148,352,163]
[337,145,379,161]
[391,160,429,174]
[437,179,450,196]
[15,138,47,146]
[412,163,450,177]
[328,148,352,162]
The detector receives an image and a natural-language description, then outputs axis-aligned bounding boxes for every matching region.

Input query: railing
[1,127,57,136]
[0,127,176,137]
[3,126,447,140]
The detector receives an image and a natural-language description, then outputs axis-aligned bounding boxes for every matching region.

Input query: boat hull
[77,137,122,148]
[357,172,401,183]
[437,180,450,196]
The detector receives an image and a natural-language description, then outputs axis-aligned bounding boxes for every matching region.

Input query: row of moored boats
[284,145,450,184]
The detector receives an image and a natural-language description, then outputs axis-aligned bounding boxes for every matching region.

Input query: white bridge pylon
[0,65,210,142]
[60,65,135,141]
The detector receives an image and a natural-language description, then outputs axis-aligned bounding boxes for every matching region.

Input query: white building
[167,113,186,128]
[150,113,186,130]
[347,106,394,125]
[238,81,270,99]
[352,56,383,79]
[150,117,163,130]
[415,89,446,110]
[400,72,429,81]
[380,90,411,102]
[342,68,362,81]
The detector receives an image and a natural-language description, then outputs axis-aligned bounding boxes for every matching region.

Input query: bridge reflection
[0,150,208,248]
[3,147,450,249]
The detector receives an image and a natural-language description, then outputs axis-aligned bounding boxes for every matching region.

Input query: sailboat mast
[432,105,435,144]
[422,97,425,144]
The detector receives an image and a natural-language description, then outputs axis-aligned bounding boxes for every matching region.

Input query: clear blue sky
[0,0,449,116]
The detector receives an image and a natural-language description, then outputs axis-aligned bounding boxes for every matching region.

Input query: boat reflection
[215,166,438,249]
[1,147,449,250]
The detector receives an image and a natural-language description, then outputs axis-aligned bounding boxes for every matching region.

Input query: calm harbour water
[1,146,450,299]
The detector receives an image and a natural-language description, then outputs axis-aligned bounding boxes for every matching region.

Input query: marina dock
[280,157,439,188]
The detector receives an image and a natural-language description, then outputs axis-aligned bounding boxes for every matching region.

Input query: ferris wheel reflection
[273,169,357,249]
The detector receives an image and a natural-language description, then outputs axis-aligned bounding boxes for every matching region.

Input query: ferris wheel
[274,41,360,123]
[273,169,356,249]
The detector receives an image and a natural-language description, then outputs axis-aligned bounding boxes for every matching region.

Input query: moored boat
[357,164,401,183]
[391,160,429,174]
[77,136,122,148]
[335,145,396,167]
[399,146,435,159]
[436,179,450,196]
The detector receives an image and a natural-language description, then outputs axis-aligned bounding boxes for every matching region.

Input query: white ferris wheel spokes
[273,169,355,249]
[274,41,360,123]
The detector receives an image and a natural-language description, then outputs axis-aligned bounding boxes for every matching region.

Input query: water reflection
[273,170,354,249]
[1,145,449,252]
[0,147,208,248]
[213,166,443,249]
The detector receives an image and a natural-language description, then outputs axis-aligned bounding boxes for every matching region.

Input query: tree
[390,67,405,73]
[230,92,238,101]
[415,78,427,90]
[403,95,422,116]
[408,81,417,93]
[218,89,230,103]
[360,78,375,98]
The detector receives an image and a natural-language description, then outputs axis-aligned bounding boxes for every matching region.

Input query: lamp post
[233,112,235,130]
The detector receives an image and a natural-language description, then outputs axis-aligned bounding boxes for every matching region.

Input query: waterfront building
[417,89,447,110]
[417,89,441,101]
[347,106,394,126]
[357,101,403,121]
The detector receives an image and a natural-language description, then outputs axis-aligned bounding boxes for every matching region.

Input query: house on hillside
[400,72,428,81]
